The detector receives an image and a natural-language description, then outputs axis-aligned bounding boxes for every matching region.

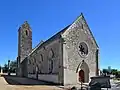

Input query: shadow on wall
[2,75,57,85]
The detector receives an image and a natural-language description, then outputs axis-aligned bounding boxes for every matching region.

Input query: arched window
[26,30,28,36]
[49,60,53,74]
[34,57,36,63]
[51,50,54,58]
[49,49,54,59]
[31,58,35,65]
[39,54,43,73]
[40,54,43,61]
[28,59,31,64]
[48,49,54,74]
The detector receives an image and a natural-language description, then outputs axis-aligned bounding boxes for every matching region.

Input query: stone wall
[27,38,63,84]
[62,15,99,85]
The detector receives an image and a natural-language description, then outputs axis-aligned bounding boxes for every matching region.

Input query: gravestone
[89,76,111,90]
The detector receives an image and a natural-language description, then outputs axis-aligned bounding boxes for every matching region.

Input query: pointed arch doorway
[79,70,84,82]
[76,60,90,83]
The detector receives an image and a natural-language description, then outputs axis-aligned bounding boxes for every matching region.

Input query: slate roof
[28,24,71,56]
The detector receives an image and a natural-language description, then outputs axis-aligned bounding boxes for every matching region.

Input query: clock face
[79,42,88,57]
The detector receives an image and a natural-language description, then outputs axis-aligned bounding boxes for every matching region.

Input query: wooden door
[79,70,84,82]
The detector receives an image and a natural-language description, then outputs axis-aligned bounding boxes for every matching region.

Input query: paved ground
[0,76,64,90]
[1,75,120,90]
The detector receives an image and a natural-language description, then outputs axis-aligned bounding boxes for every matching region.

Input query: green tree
[0,65,1,72]
[118,71,120,74]
[2,60,17,73]
[102,69,109,74]
[111,69,118,75]
[10,60,17,73]
[2,64,8,73]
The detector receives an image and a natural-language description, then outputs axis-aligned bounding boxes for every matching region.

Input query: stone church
[16,13,99,85]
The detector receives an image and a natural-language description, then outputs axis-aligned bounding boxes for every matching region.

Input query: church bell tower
[18,21,32,63]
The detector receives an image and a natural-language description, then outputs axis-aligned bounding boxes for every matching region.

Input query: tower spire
[21,21,31,31]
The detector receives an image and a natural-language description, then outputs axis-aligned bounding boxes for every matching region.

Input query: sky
[0,0,120,70]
